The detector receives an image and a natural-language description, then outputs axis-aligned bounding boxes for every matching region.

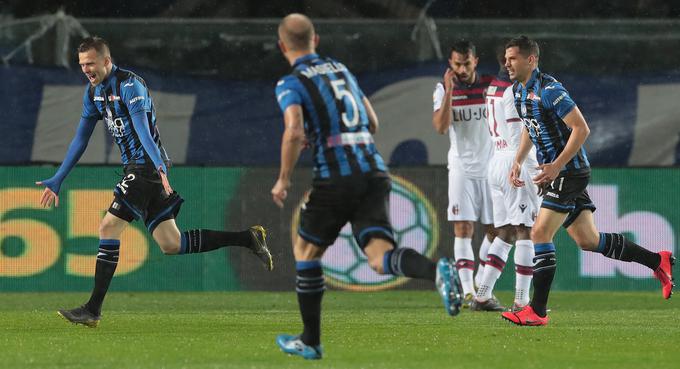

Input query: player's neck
[520,66,538,87]
[287,50,316,66]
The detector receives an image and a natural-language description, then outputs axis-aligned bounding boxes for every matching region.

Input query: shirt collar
[293,53,319,67]
[525,67,541,89]
[100,64,118,88]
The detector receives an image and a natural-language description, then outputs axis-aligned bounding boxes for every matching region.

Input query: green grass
[0,291,678,369]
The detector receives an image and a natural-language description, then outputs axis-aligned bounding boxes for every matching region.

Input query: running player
[271,13,462,360]
[501,36,675,326]
[432,40,497,307]
[36,37,274,327]
[472,46,538,312]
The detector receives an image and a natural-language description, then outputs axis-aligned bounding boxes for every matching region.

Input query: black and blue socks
[382,248,436,282]
[179,229,252,254]
[85,239,120,316]
[296,260,325,347]
[530,243,557,317]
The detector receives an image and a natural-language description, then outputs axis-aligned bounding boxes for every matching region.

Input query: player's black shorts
[297,172,395,249]
[109,164,184,233]
[540,173,596,228]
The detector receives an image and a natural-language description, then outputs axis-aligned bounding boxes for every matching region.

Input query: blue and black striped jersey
[275,53,387,179]
[82,64,170,167]
[513,68,590,176]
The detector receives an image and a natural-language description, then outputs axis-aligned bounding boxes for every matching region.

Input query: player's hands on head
[271,178,290,208]
[443,68,457,91]
[35,181,59,208]
[509,162,525,188]
[533,163,560,185]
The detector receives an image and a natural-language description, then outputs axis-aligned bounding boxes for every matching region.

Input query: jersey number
[487,100,500,137]
[330,79,359,127]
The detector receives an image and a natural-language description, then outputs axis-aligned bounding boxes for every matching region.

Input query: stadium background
[1,1,679,293]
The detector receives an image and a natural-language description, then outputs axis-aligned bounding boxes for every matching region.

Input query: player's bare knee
[99,219,118,239]
[453,221,474,237]
[157,239,180,255]
[531,225,551,243]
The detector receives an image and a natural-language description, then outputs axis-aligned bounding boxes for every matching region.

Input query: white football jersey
[433,75,493,179]
[485,78,538,164]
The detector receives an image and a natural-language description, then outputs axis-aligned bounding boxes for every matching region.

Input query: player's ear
[313,34,319,48]
[278,40,287,54]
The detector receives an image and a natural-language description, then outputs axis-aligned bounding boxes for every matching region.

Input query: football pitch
[1,291,678,369]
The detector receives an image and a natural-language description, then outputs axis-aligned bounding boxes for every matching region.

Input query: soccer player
[432,40,498,308]
[271,13,462,360]
[472,46,538,312]
[501,36,675,326]
[36,37,274,327]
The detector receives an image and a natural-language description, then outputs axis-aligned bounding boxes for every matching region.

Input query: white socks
[514,239,535,307]
[477,237,512,301]
[475,236,491,287]
[454,237,476,297]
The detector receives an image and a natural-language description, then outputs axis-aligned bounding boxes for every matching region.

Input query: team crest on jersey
[521,103,527,116]
[108,95,121,102]
[519,204,527,213]
[451,204,460,215]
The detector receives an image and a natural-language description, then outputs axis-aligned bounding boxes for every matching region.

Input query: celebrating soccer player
[37,37,274,327]
[271,13,462,359]
[501,36,674,326]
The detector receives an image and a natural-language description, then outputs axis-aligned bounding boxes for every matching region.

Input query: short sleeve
[502,86,520,122]
[81,86,101,120]
[120,78,152,115]
[275,75,303,113]
[541,82,576,119]
[433,83,445,112]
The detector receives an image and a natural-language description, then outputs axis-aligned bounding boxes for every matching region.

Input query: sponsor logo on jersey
[123,82,134,87]
[552,92,568,106]
[528,92,541,102]
[453,107,487,122]
[94,96,105,102]
[129,96,145,104]
[519,204,527,213]
[545,191,559,199]
[108,95,121,102]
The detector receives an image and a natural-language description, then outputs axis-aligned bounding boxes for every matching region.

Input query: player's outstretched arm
[432,68,455,134]
[363,96,379,134]
[129,111,172,195]
[272,104,306,208]
[36,116,97,208]
[533,106,590,184]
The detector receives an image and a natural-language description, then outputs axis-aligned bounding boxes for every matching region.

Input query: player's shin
[296,260,325,347]
[593,233,661,270]
[382,248,436,281]
[530,243,556,317]
[477,238,512,301]
[475,236,491,287]
[514,240,534,307]
[178,229,252,254]
[454,237,476,296]
[85,239,120,315]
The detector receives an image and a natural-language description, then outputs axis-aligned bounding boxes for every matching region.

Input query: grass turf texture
[0,291,678,369]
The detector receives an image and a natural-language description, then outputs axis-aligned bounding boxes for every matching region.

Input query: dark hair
[449,39,476,58]
[77,36,110,56]
[495,43,506,65]
[505,35,539,58]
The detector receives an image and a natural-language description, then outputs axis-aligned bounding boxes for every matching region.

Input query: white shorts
[487,154,541,228]
[447,170,494,223]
